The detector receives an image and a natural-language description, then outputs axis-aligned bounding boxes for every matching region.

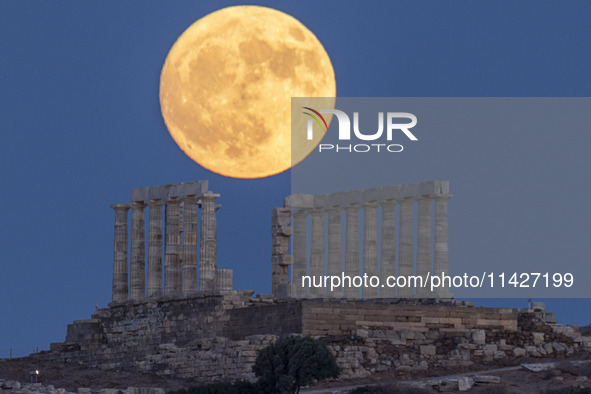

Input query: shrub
[253,335,341,394]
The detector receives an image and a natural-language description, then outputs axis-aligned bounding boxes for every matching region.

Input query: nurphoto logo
[302,107,418,153]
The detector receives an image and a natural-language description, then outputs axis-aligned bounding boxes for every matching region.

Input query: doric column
[292,209,308,298]
[434,196,452,297]
[309,209,325,297]
[417,197,432,297]
[380,201,397,298]
[362,203,378,299]
[164,197,181,297]
[199,193,219,292]
[327,208,343,297]
[147,199,164,298]
[130,201,146,300]
[182,195,198,297]
[111,204,130,303]
[398,199,414,297]
[271,207,292,298]
[215,269,233,292]
[344,205,360,299]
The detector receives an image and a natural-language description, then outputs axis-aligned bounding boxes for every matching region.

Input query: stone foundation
[26,296,591,385]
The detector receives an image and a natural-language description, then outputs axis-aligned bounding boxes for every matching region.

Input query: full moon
[160,6,336,179]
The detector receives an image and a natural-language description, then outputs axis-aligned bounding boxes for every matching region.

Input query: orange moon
[159,6,336,179]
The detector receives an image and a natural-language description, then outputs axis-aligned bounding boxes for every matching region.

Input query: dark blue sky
[1,1,590,357]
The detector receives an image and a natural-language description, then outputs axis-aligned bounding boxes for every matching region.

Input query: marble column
[271,207,292,298]
[164,197,181,296]
[130,202,146,300]
[398,199,414,297]
[362,203,378,299]
[199,193,219,292]
[215,269,233,292]
[147,199,164,298]
[380,201,397,298]
[292,209,308,298]
[344,205,360,299]
[434,196,452,297]
[111,204,130,303]
[417,197,432,297]
[182,195,198,297]
[327,208,343,297]
[309,209,325,297]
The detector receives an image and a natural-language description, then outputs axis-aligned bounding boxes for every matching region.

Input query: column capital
[365,201,379,208]
[398,198,415,207]
[380,199,397,208]
[417,196,432,206]
[434,194,453,201]
[147,199,165,207]
[292,208,308,217]
[201,193,220,201]
[310,208,325,217]
[327,206,342,216]
[110,203,130,211]
[182,194,199,205]
[130,201,146,209]
[345,204,360,212]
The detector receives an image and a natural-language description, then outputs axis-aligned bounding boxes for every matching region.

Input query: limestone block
[399,353,411,365]
[533,332,545,344]
[472,330,486,345]
[552,325,567,335]
[276,225,292,236]
[420,345,437,356]
[543,342,554,354]
[513,347,526,357]
[483,344,497,355]
[284,194,314,208]
[474,375,501,383]
[493,350,506,359]
[565,326,577,337]
[522,363,555,372]
[552,342,567,355]
[458,376,474,391]
[131,181,208,202]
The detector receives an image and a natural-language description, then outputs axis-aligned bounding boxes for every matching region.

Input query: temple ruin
[16,179,590,388]
[109,180,231,304]
[272,180,453,299]
[110,180,453,303]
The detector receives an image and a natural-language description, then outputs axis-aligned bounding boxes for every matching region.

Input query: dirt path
[302,360,591,393]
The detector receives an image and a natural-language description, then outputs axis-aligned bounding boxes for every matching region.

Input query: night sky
[1,1,591,357]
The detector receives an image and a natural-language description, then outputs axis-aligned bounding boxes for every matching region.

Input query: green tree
[253,335,340,394]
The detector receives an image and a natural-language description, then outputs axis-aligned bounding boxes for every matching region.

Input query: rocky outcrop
[16,296,589,386]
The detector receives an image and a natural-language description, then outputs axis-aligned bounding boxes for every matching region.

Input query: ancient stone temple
[21,179,591,387]
[272,180,453,299]
[109,180,232,304]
